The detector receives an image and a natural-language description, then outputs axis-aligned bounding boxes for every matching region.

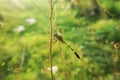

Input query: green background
[0,0,120,80]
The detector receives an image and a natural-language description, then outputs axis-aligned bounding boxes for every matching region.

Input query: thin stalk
[49,0,53,80]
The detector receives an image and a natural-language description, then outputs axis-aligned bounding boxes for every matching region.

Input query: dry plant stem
[0,26,6,80]
[31,0,41,11]
[113,48,119,80]
[96,0,115,18]
[20,45,25,68]
[59,45,68,80]
[49,0,54,80]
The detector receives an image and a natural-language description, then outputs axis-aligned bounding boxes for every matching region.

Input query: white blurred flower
[12,0,25,9]
[0,22,4,27]
[13,25,25,33]
[79,45,84,49]
[25,18,36,25]
[47,66,58,74]
[91,11,95,15]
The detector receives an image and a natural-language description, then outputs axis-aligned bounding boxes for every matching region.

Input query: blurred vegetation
[0,0,120,80]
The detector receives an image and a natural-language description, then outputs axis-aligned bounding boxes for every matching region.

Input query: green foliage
[0,0,120,80]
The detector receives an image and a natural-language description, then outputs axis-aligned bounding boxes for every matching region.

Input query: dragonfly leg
[53,38,57,44]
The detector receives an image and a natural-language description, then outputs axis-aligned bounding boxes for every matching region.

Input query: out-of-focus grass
[0,0,120,80]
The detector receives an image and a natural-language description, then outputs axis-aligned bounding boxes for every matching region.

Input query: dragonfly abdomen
[66,43,80,59]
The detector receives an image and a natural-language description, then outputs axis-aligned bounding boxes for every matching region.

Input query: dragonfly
[54,32,80,59]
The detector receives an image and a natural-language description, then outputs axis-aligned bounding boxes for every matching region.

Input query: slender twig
[113,43,119,80]
[49,0,54,80]
[96,0,115,18]
[31,0,41,11]
[58,43,68,80]
[0,22,5,80]
[111,42,119,80]
[20,45,25,69]
[53,0,58,9]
